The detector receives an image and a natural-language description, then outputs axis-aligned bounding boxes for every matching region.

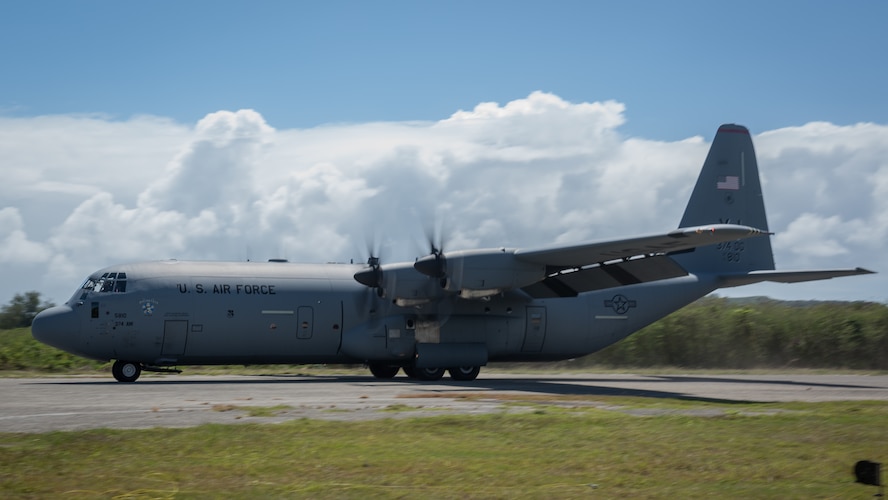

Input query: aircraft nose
[32,305,80,352]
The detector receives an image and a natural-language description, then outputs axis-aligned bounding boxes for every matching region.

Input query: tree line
[0,292,54,329]
[2,292,887,371]
[581,296,888,369]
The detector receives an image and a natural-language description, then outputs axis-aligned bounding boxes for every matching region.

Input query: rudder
[673,124,776,274]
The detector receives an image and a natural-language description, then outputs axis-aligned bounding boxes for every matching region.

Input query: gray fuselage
[35,259,717,368]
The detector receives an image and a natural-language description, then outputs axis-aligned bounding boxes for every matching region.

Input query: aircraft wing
[514,224,769,269]
[384,224,771,302]
[376,223,871,301]
[512,224,770,298]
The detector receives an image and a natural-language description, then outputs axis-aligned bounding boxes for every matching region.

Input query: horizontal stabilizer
[719,268,876,288]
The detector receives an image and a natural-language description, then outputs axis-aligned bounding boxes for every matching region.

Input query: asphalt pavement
[2,372,887,433]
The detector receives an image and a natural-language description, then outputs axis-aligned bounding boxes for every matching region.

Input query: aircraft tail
[672,124,776,275]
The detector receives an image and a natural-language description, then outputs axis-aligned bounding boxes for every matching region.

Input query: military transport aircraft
[32,124,873,382]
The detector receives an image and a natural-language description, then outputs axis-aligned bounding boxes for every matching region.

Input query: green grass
[0,328,105,373]
[2,399,886,498]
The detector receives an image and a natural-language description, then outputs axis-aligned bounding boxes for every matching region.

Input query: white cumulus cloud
[774,213,850,258]
[0,92,884,304]
[0,207,52,264]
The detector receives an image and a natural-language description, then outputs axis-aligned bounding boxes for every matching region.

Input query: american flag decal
[716,175,740,190]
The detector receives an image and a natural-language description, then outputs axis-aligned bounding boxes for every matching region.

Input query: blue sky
[0,1,886,305]
[3,1,886,138]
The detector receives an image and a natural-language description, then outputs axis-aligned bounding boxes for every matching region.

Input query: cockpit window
[100,273,116,292]
[80,272,128,294]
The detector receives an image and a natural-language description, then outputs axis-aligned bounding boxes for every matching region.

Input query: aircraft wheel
[448,366,481,381]
[414,367,445,381]
[112,360,142,383]
[402,365,418,379]
[368,363,400,379]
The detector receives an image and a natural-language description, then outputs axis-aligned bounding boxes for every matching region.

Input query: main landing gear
[368,363,481,381]
[448,365,481,381]
[111,360,142,383]
[368,363,400,379]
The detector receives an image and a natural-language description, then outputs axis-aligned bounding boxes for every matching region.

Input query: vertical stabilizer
[673,124,775,274]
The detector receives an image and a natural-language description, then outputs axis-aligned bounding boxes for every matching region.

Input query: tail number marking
[717,240,745,263]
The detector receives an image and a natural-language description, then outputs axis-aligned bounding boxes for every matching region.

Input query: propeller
[414,245,446,280]
[354,256,384,291]
[416,237,457,329]
[414,220,449,286]
[353,254,387,335]
[412,229,456,329]
[353,234,386,297]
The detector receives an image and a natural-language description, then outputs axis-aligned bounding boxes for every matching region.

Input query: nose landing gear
[110,360,182,382]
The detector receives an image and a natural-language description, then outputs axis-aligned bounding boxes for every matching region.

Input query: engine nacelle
[431,249,547,296]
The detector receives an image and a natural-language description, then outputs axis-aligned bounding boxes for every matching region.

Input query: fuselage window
[80,272,127,293]
[101,273,117,292]
[79,277,97,300]
[93,273,108,293]
[80,278,98,290]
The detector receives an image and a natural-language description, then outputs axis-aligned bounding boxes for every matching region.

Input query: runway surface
[2,372,887,433]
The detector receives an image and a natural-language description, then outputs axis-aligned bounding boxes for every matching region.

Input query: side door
[161,320,189,357]
[521,306,547,352]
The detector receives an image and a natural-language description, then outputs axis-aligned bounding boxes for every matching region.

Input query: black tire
[402,365,418,379]
[448,366,481,381]
[414,367,445,381]
[112,360,142,383]
[368,363,400,379]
